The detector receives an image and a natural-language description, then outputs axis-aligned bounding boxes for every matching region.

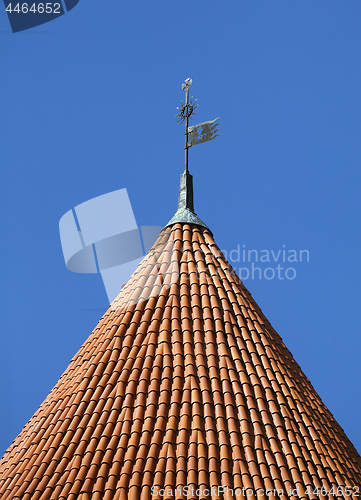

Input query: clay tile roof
[1,218,361,498]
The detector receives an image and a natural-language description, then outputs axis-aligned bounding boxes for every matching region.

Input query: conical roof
[1,221,361,499]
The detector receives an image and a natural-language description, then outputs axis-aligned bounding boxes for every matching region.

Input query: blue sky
[0,1,360,457]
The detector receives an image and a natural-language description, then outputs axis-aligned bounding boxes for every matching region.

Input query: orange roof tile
[0,222,360,499]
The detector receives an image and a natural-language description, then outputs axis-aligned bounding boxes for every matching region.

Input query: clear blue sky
[1,1,360,457]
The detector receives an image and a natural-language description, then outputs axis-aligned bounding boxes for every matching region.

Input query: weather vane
[176,78,220,173]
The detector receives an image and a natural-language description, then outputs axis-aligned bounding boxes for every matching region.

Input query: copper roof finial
[166,79,214,229]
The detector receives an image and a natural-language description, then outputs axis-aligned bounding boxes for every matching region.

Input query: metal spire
[165,79,208,230]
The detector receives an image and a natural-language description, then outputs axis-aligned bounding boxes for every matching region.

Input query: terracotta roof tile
[0,223,360,499]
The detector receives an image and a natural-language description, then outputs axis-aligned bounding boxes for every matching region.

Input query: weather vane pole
[176,79,220,173]
[176,78,198,172]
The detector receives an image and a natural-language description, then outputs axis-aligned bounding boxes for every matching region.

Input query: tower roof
[0,220,360,499]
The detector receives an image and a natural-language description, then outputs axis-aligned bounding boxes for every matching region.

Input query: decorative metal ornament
[182,77,193,90]
[176,78,220,173]
[175,96,198,124]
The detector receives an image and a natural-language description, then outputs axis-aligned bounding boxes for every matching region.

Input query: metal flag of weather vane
[176,78,220,171]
